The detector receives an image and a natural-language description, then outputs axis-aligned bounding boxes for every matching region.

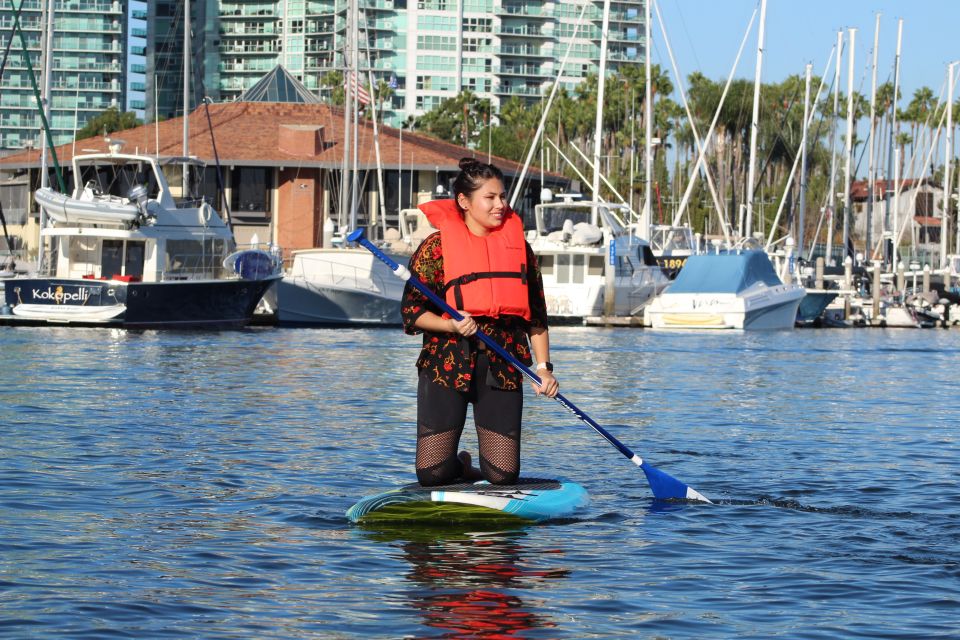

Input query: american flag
[345,71,371,106]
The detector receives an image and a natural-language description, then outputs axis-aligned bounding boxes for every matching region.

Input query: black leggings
[416,353,522,486]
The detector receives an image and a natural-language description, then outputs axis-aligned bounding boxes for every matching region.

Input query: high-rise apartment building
[0,0,129,150]
[153,0,646,128]
[127,1,147,117]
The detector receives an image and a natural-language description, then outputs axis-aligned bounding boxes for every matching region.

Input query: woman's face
[458,177,507,236]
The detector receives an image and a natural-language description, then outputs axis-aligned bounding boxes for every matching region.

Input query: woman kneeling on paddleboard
[401,158,559,487]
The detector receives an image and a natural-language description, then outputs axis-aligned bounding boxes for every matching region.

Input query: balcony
[53,60,122,72]
[495,44,550,57]
[360,0,395,10]
[358,18,395,31]
[306,1,339,15]
[219,61,278,74]
[51,79,119,91]
[495,3,552,18]
[496,26,554,39]
[494,64,550,78]
[54,1,123,14]
[220,8,281,19]
[493,84,543,97]
[220,26,278,36]
[220,44,279,55]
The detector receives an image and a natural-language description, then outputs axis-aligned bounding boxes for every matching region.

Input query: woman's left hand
[533,371,559,398]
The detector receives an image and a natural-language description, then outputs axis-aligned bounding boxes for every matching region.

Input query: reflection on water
[364,525,569,639]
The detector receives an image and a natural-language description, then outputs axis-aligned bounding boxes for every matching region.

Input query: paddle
[347,228,710,503]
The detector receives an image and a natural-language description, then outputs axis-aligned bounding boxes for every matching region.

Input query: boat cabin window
[67,236,99,278]
[165,238,228,278]
[78,163,160,201]
[556,254,588,284]
[100,240,145,280]
[539,254,554,275]
[537,254,604,283]
[102,240,123,278]
[588,255,604,276]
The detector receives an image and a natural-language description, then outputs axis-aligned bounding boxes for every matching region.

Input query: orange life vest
[420,199,531,320]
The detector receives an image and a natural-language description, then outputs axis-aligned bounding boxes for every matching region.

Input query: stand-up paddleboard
[346,478,588,524]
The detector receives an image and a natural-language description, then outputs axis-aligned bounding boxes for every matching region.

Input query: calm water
[1,325,958,638]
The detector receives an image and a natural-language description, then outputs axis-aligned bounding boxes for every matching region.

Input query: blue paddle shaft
[347,227,708,502]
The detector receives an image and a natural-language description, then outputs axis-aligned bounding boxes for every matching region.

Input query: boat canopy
[667,251,783,294]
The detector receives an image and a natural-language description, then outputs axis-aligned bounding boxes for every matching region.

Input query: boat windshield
[77,162,160,201]
[537,206,593,234]
[650,226,696,253]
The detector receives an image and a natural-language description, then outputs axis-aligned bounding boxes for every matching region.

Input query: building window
[417,0,449,9]
[416,35,456,51]
[462,37,490,53]
[231,167,273,215]
[462,17,491,32]
[416,75,454,91]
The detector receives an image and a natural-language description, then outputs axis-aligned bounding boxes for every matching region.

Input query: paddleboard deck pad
[346,477,588,524]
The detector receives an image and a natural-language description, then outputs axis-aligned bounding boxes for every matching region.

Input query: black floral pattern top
[401,231,549,391]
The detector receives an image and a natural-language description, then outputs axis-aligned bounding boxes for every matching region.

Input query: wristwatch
[536,361,554,373]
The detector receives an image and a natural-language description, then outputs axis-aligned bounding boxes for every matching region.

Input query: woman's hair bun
[459,157,482,171]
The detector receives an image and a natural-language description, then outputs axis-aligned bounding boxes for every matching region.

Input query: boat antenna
[182,0,191,196]
[200,97,232,232]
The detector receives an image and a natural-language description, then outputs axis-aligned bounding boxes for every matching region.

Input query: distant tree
[321,70,345,106]
[414,91,492,148]
[74,107,142,141]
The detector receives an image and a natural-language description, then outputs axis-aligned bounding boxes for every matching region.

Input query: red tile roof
[0,102,555,180]
[850,178,933,201]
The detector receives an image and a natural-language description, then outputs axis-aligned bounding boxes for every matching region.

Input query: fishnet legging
[416,422,520,487]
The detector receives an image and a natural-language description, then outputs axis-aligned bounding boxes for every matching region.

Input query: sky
[652,0,960,106]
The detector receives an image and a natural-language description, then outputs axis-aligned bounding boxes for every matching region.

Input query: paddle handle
[347,228,641,464]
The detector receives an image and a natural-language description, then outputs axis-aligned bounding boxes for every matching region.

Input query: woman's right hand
[449,312,478,337]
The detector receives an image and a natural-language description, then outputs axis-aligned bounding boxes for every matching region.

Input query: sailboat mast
[641,0,652,239]
[182,0,191,195]
[943,62,955,269]
[340,0,353,232]
[744,0,767,241]
[39,0,54,191]
[842,28,857,260]
[797,63,812,257]
[591,0,612,225]
[594,0,612,316]
[349,0,361,232]
[866,13,880,259]
[825,30,842,265]
[884,19,903,267]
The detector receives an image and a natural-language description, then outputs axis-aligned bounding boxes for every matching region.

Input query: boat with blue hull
[0,143,280,328]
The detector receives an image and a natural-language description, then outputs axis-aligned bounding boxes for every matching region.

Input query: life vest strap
[443,270,527,310]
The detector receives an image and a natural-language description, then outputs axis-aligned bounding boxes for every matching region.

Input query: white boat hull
[11,302,126,323]
[275,248,406,325]
[276,277,401,325]
[647,285,806,330]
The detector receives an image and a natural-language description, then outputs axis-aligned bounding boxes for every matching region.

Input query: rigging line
[751,80,803,198]
[671,0,703,75]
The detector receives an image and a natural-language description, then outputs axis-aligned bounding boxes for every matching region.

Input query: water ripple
[2,326,959,637]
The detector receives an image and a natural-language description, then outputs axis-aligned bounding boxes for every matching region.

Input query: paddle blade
[640,461,712,503]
